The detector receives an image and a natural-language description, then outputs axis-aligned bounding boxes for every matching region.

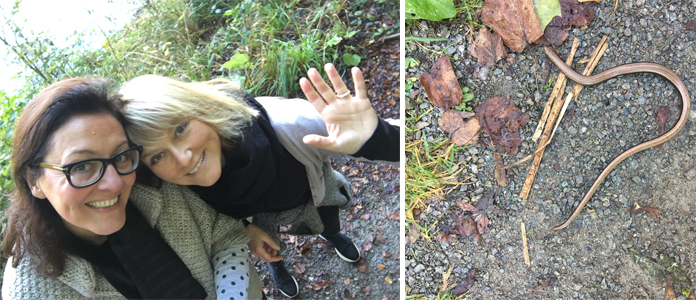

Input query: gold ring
[336,91,351,98]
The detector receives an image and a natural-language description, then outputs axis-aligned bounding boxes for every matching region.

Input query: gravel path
[406,0,696,299]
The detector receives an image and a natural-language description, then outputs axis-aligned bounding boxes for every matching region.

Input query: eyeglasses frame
[38,145,144,188]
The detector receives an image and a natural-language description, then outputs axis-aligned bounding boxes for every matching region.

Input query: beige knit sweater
[1,181,262,299]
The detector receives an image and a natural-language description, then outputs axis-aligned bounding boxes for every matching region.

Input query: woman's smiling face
[30,113,135,244]
[141,119,223,187]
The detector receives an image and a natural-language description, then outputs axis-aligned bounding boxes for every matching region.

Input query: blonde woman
[114,64,399,298]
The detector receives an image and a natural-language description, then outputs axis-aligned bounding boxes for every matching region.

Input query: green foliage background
[0,0,397,236]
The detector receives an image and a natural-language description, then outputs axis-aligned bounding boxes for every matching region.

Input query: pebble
[632,176,641,184]
[471,165,479,174]
[414,264,425,273]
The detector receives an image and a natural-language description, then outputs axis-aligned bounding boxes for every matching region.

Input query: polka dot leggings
[213,244,251,300]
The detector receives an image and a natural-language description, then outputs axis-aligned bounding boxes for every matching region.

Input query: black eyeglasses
[38,145,143,188]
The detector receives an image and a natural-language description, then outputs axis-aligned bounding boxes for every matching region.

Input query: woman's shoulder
[2,254,122,299]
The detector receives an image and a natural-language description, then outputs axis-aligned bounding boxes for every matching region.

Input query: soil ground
[406,0,696,299]
[252,2,402,299]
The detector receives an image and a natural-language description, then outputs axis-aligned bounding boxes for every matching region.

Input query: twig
[519,36,608,199]
[521,222,530,266]
[532,38,579,141]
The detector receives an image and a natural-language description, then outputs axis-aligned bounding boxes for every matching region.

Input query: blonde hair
[115,75,258,148]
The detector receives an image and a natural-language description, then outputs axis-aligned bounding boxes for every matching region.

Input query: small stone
[471,165,479,174]
[413,264,425,273]
[632,177,641,184]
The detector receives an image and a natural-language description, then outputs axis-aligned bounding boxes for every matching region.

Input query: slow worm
[543,47,691,231]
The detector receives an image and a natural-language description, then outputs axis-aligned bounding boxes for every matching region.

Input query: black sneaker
[319,233,360,262]
[267,261,299,298]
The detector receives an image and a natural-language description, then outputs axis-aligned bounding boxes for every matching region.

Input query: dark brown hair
[1,77,126,277]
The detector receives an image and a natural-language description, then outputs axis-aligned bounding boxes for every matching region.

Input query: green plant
[457,0,483,26]
[453,87,475,112]
[405,0,456,21]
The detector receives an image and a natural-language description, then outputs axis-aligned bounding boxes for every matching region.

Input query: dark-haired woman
[1,78,262,299]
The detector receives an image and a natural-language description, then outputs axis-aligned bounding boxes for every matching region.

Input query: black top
[66,203,207,299]
[190,94,400,219]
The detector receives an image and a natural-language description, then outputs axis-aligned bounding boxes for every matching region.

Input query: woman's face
[30,114,135,243]
[141,119,223,187]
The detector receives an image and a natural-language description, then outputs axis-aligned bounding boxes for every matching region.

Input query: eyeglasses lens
[68,148,140,187]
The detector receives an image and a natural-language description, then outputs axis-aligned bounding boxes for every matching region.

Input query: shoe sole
[319,235,360,263]
[277,275,299,298]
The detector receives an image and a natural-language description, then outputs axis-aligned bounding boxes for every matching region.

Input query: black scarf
[66,203,207,299]
[189,92,289,219]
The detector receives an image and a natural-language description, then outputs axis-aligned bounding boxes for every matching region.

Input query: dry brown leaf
[439,110,467,134]
[377,264,386,270]
[408,223,419,244]
[457,200,477,212]
[470,28,507,68]
[686,19,696,31]
[529,277,557,291]
[419,56,462,109]
[451,117,481,146]
[481,0,543,52]
[494,153,507,186]
[452,269,476,296]
[475,97,529,156]
[357,265,369,273]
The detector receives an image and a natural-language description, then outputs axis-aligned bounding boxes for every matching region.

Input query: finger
[307,67,337,104]
[325,63,350,98]
[300,77,327,113]
[303,134,334,150]
[352,67,368,99]
[262,236,281,251]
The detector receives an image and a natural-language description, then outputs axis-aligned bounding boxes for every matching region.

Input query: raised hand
[299,63,379,155]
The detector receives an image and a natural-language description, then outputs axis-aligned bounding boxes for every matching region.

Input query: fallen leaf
[536,16,569,47]
[383,252,392,258]
[481,0,543,52]
[686,19,696,31]
[534,0,562,31]
[451,117,482,146]
[408,223,419,244]
[529,277,557,291]
[363,242,373,252]
[654,106,670,150]
[666,275,676,299]
[358,265,369,273]
[452,269,476,296]
[419,56,462,109]
[361,214,371,220]
[560,0,594,26]
[377,264,386,270]
[536,0,595,46]
[457,200,477,212]
[629,202,663,218]
[470,29,507,68]
[385,277,393,284]
[344,278,350,285]
[294,264,307,275]
[344,288,354,299]
[361,286,371,295]
[494,153,507,186]
[439,110,467,134]
[475,97,530,156]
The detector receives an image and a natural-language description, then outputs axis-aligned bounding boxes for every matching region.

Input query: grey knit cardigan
[1,181,263,299]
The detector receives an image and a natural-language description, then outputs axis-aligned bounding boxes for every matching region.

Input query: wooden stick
[521,222,530,266]
[532,38,580,142]
[519,36,608,199]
